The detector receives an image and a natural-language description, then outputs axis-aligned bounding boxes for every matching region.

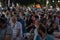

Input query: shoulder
[35,34,41,40]
[46,34,54,40]
[16,21,22,28]
[16,21,22,25]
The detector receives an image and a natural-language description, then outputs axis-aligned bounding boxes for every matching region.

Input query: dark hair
[49,21,55,28]
[35,15,39,20]
[1,14,5,18]
[38,24,46,33]
[40,18,47,25]
[38,24,46,37]
[0,18,6,23]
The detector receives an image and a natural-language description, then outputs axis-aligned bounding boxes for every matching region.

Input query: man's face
[12,16,17,23]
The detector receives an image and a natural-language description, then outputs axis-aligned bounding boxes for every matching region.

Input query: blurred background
[0,0,60,7]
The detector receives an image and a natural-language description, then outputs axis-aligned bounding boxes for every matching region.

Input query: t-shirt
[10,21,22,40]
[35,34,54,40]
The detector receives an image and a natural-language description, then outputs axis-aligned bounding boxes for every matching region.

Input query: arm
[16,29,20,37]
[4,35,11,40]
[16,22,22,38]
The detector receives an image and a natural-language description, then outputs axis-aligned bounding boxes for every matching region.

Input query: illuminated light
[0,2,2,7]
[58,0,60,2]
[50,6,53,9]
[46,0,49,4]
[35,4,41,8]
[16,3,19,6]
[52,0,54,2]
[12,3,14,7]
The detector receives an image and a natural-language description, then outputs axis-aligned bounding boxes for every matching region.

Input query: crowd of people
[0,5,60,40]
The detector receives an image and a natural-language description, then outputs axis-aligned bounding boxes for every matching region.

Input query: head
[19,12,23,18]
[31,12,35,16]
[11,16,17,24]
[11,11,16,16]
[38,24,46,38]
[35,19,40,27]
[0,18,6,28]
[16,15,20,20]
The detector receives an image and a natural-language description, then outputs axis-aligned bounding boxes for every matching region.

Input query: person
[9,15,23,40]
[35,24,54,40]
[55,11,60,25]
[47,21,58,35]
[17,12,27,34]
[34,19,40,40]
[0,17,12,40]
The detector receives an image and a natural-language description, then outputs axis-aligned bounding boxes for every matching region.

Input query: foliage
[0,0,59,6]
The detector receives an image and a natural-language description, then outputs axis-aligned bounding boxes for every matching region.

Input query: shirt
[35,34,54,40]
[34,28,38,40]
[18,18,27,33]
[10,21,22,40]
[34,25,39,40]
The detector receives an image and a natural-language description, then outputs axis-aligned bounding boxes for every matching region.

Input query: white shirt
[10,21,22,40]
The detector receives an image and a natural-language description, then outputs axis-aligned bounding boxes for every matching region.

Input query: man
[35,25,54,40]
[10,15,23,40]
[17,13,27,34]
[0,17,12,40]
[55,11,60,31]
[34,19,40,40]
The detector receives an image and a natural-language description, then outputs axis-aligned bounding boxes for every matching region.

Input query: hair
[0,18,6,23]
[38,24,46,37]
[1,14,5,18]
[40,18,47,25]
[35,15,39,20]
[38,24,46,33]
[0,14,6,23]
